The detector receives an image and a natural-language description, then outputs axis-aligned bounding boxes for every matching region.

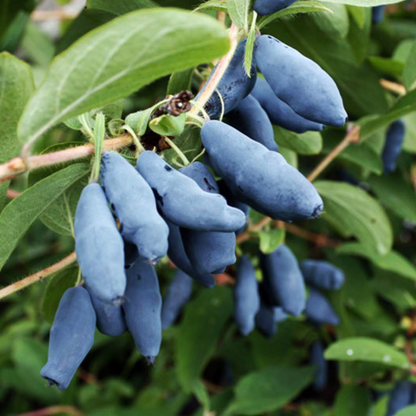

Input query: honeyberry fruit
[300,260,345,291]
[310,340,327,392]
[305,288,340,326]
[382,119,405,174]
[254,0,297,15]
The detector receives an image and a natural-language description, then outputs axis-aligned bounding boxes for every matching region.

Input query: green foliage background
[1,0,416,415]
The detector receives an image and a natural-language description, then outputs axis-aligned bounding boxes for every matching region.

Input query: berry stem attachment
[307,125,361,182]
[190,23,239,115]
[122,124,145,156]
[0,251,77,300]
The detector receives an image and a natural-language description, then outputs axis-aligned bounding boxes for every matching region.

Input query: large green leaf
[18,9,229,148]
[0,52,34,210]
[224,366,314,415]
[0,164,90,269]
[337,243,416,281]
[325,338,410,370]
[333,385,371,416]
[315,181,393,255]
[368,173,416,222]
[267,16,388,119]
[396,406,416,416]
[176,286,233,392]
[86,0,157,14]
[274,126,322,155]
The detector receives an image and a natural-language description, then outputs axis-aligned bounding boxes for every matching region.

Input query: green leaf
[325,338,410,370]
[274,126,322,155]
[226,0,250,31]
[403,112,416,153]
[0,0,34,41]
[224,366,314,415]
[176,286,233,392]
[315,181,393,255]
[369,173,416,222]
[167,68,194,95]
[259,228,285,254]
[195,0,229,13]
[20,22,55,67]
[333,385,371,416]
[258,1,332,30]
[396,406,416,416]
[86,0,157,15]
[347,5,366,28]
[313,2,349,39]
[403,40,416,91]
[360,89,416,140]
[368,56,405,78]
[244,14,257,78]
[149,113,187,136]
[278,147,298,168]
[0,164,90,269]
[18,9,230,148]
[346,7,370,65]
[41,267,79,323]
[337,243,416,281]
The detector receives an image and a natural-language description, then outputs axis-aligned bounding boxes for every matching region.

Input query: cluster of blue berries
[41,27,352,391]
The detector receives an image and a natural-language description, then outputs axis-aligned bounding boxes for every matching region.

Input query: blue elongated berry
[273,307,288,323]
[218,179,250,236]
[310,340,327,392]
[41,287,96,390]
[123,258,162,363]
[305,289,340,326]
[255,302,276,338]
[100,152,169,261]
[226,95,278,151]
[255,35,347,127]
[202,121,323,222]
[161,269,193,330]
[300,260,345,291]
[200,39,257,119]
[74,183,126,303]
[254,0,297,15]
[234,256,261,335]
[89,291,127,337]
[166,219,216,288]
[372,5,385,24]
[260,244,306,316]
[382,120,405,174]
[252,79,324,133]
[179,162,237,274]
[387,381,413,416]
[136,151,246,232]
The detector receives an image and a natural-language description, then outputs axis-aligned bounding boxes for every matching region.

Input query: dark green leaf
[403,40,416,91]
[333,385,371,416]
[167,68,194,95]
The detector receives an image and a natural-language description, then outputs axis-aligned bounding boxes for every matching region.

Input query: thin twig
[0,252,77,300]
[0,135,133,184]
[190,24,239,114]
[17,406,83,416]
[307,125,361,182]
[282,223,340,248]
[380,79,406,95]
[31,10,79,21]
[6,189,21,199]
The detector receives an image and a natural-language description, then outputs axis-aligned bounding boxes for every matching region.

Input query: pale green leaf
[403,111,416,154]
[368,56,405,78]
[403,40,416,91]
[18,9,230,147]
[195,0,228,13]
[325,338,410,370]
[244,13,257,78]
[396,406,416,416]
[226,0,250,31]
[313,2,349,39]
[149,113,187,136]
[167,68,194,95]
[0,164,90,269]
[258,1,332,30]
[259,228,285,254]
[224,366,314,415]
[347,5,366,28]
[274,126,322,155]
[278,147,298,168]
[338,243,416,281]
[315,181,393,255]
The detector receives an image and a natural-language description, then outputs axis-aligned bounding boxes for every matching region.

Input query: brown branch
[0,251,77,300]
[282,223,340,249]
[0,135,133,184]
[380,79,406,95]
[17,406,83,416]
[307,125,361,182]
